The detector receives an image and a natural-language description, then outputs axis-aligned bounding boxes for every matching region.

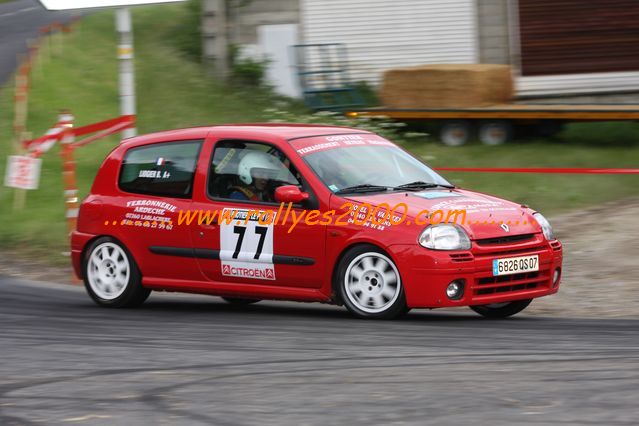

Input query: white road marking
[0,6,38,19]
[63,414,112,422]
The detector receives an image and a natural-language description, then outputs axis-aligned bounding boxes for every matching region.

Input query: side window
[119,140,202,198]
[208,140,301,203]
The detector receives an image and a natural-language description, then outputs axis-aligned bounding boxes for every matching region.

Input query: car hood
[344,188,542,240]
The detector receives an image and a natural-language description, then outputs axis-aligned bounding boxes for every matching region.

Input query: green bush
[351,80,380,107]
[228,44,270,87]
[170,0,202,61]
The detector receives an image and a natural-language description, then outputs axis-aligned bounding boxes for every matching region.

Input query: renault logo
[500,223,510,232]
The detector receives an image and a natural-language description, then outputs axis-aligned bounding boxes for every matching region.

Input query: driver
[229,151,281,202]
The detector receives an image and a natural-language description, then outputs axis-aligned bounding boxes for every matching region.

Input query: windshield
[292,135,452,194]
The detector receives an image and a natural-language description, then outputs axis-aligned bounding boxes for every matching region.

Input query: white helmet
[238,151,281,185]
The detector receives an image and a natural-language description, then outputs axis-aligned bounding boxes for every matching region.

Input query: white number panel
[220,209,275,280]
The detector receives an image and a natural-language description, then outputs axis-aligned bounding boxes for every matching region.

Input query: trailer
[345,104,639,146]
[291,43,639,146]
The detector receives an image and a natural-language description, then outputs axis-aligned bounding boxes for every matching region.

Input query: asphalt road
[0,0,73,86]
[1,276,638,425]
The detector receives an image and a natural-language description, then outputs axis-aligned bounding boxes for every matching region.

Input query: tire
[439,120,472,146]
[336,245,408,319]
[470,299,532,318]
[222,297,261,305]
[478,120,513,145]
[83,237,150,308]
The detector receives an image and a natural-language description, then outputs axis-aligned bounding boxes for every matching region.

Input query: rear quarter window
[118,140,203,198]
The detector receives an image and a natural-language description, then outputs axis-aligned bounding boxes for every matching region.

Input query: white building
[231,0,639,102]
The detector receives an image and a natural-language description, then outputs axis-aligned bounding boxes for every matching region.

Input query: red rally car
[72,124,563,319]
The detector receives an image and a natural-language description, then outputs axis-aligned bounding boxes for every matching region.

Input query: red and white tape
[435,167,639,174]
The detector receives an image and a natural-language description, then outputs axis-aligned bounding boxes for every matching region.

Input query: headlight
[533,212,555,240]
[419,225,471,250]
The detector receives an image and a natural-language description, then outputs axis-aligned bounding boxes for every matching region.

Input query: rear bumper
[389,237,563,309]
[70,231,96,280]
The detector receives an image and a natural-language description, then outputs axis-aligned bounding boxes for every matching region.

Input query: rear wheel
[439,120,472,146]
[83,237,150,308]
[470,299,532,318]
[478,120,512,145]
[222,297,261,305]
[336,245,408,319]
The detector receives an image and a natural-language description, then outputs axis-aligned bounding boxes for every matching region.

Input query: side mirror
[275,185,310,204]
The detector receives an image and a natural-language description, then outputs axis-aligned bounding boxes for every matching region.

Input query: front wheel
[83,237,150,308]
[336,245,408,319]
[470,299,532,318]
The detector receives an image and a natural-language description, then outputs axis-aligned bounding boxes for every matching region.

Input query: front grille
[476,233,535,246]
[449,252,473,262]
[474,244,546,258]
[474,271,550,296]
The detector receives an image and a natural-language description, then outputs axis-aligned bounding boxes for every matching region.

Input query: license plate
[492,255,539,276]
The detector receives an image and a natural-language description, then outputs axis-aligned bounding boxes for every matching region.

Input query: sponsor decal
[413,191,463,200]
[126,199,177,212]
[121,199,177,230]
[221,262,275,280]
[219,208,276,280]
[291,135,397,156]
[431,197,516,214]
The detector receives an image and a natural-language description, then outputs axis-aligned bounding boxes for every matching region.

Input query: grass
[403,136,639,213]
[0,2,638,263]
[0,4,288,261]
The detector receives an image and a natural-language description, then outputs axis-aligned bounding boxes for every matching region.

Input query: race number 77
[233,225,268,260]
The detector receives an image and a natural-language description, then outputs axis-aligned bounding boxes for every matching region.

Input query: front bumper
[389,234,563,309]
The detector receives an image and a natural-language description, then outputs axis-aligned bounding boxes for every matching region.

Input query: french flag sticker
[156,157,166,166]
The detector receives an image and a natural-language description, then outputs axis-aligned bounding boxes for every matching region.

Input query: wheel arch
[330,241,399,304]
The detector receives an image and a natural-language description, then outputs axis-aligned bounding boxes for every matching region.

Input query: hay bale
[379,64,514,108]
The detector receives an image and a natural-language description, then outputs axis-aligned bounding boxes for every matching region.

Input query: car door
[189,137,326,289]
[115,139,204,282]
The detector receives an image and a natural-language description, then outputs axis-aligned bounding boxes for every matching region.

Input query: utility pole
[202,0,229,79]
[116,8,136,139]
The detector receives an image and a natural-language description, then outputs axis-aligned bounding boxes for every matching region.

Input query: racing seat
[209,173,241,198]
